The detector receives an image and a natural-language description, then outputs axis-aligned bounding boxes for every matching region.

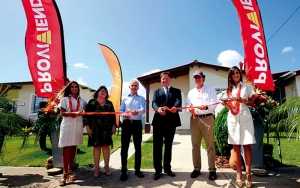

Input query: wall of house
[284,77,298,100]
[295,75,300,97]
[16,84,37,119]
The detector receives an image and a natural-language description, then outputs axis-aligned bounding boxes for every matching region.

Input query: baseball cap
[193,70,205,77]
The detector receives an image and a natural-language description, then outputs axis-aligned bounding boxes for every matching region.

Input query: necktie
[165,87,169,102]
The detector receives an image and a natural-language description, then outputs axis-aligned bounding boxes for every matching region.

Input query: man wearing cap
[186,70,218,180]
[152,72,182,180]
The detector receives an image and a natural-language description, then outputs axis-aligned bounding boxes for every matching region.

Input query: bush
[214,107,232,156]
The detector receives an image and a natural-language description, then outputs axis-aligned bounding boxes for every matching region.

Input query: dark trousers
[121,119,143,173]
[153,124,176,173]
[39,128,51,150]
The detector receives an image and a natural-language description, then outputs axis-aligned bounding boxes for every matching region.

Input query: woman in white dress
[222,66,255,188]
[58,81,87,186]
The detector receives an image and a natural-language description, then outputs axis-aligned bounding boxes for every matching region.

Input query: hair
[130,79,139,86]
[226,66,243,96]
[160,72,170,78]
[93,85,109,100]
[59,81,80,98]
[60,81,80,98]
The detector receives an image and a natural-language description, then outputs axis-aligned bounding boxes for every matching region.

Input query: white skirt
[58,116,83,147]
[227,105,256,145]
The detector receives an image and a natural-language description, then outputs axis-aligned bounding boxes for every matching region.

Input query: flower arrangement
[238,62,277,123]
[32,97,62,135]
[246,83,277,123]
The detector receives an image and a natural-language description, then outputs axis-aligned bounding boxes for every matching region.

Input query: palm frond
[268,96,300,140]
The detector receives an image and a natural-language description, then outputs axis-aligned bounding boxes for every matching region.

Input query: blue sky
[0,0,299,97]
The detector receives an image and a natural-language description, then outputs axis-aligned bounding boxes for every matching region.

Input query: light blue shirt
[119,93,146,120]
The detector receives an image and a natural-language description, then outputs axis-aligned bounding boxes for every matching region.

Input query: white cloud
[217,50,243,67]
[73,63,89,69]
[142,69,161,76]
[281,46,293,53]
[77,77,87,86]
[291,58,296,62]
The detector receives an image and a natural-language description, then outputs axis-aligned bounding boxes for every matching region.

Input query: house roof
[137,60,298,88]
[272,70,291,80]
[137,60,230,87]
[0,81,96,92]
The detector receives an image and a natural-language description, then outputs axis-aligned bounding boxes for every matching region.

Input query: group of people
[57,66,255,188]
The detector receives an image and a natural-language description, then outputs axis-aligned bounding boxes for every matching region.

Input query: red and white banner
[99,44,123,126]
[22,0,66,97]
[232,0,274,91]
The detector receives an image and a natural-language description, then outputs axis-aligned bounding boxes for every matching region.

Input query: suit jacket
[152,86,182,127]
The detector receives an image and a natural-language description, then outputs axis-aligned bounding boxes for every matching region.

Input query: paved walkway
[0,133,299,187]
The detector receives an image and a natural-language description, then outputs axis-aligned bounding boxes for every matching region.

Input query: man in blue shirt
[119,79,146,181]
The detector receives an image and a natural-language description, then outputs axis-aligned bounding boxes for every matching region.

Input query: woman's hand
[86,126,93,137]
[111,125,116,135]
[237,98,247,104]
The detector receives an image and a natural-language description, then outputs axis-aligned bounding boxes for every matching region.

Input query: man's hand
[170,107,177,113]
[157,107,166,116]
[123,113,131,119]
[198,105,207,110]
[131,110,139,116]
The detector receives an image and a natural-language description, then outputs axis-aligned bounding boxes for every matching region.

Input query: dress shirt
[119,93,146,120]
[186,85,217,115]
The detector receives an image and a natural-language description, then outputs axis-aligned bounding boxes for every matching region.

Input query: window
[30,94,46,115]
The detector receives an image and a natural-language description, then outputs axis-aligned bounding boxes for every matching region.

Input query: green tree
[0,84,28,159]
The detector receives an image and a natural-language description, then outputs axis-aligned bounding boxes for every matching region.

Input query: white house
[1,81,96,120]
[137,60,300,132]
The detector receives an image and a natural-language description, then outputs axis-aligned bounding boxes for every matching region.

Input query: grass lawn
[0,133,122,168]
[264,133,300,167]
[127,136,154,169]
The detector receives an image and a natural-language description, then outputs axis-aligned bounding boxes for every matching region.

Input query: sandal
[236,172,243,187]
[208,171,217,181]
[68,170,76,181]
[105,166,111,176]
[93,170,100,178]
[245,173,252,188]
[59,173,68,186]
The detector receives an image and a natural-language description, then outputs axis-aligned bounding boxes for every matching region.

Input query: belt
[195,113,213,118]
[124,119,141,123]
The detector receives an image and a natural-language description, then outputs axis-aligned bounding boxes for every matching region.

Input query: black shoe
[153,173,161,180]
[165,170,175,177]
[208,171,217,181]
[190,170,201,178]
[135,171,144,178]
[120,173,128,181]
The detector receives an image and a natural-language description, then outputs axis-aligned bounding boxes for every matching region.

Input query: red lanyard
[228,84,242,115]
[68,96,80,112]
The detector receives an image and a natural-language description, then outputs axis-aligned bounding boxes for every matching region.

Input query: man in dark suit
[152,72,182,180]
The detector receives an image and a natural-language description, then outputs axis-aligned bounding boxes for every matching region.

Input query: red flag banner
[22,0,66,97]
[99,44,123,126]
[232,0,274,91]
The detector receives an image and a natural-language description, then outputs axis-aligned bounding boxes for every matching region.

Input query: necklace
[227,84,242,115]
[68,96,80,112]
